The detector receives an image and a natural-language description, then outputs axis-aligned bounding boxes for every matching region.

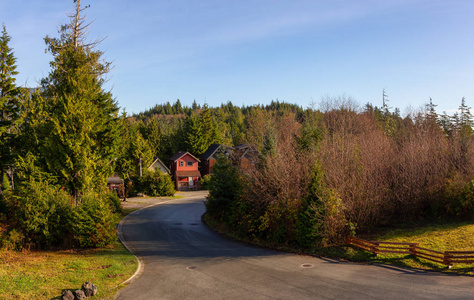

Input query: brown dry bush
[318,103,394,231]
[316,100,458,233]
[241,112,315,244]
[216,98,473,246]
[388,113,450,220]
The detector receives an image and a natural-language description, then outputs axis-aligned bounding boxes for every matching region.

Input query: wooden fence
[347,237,474,268]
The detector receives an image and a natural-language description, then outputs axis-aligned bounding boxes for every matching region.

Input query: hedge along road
[116,191,474,300]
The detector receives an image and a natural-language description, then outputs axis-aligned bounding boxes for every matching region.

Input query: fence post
[444,252,453,269]
[372,242,379,257]
[409,243,418,257]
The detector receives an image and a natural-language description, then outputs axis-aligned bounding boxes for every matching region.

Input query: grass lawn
[320,222,474,275]
[0,203,147,300]
[0,241,137,299]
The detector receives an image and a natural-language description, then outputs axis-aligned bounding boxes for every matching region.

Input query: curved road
[117,192,474,299]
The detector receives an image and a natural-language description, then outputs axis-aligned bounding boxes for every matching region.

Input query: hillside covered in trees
[0,0,473,251]
[129,96,474,246]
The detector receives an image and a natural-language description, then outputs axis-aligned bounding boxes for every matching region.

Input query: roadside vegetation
[204,96,473,272]
[205,96,473,244]
[205,216,473,275]
[0,241,137,300]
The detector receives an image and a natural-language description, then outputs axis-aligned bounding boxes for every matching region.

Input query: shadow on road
[121,200,285,261]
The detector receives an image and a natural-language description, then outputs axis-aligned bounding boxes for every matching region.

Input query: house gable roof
[233,144,258,159]
[148,157,170,173]
[169,151,201,162]
[201,144,231,160]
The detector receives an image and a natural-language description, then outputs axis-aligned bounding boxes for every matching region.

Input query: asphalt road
[117,192,474,300]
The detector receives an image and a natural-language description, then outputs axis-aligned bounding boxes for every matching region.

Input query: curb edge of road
[116,194,208,290]
[116,208,146,288]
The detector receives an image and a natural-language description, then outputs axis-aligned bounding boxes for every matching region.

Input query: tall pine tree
[0,24,20,190]
[184,114,206,155]
[34,0,120,201]
[201,104,216,149]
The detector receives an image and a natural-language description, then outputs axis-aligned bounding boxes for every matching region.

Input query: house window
[179,161,184,167]
[187,161,193,167]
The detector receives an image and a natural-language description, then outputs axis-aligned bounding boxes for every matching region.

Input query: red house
[200,144,232,177]
[169,151,201,191]
[231,144,258,172]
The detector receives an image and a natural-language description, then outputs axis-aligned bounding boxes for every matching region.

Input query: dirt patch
[121,202,148,210]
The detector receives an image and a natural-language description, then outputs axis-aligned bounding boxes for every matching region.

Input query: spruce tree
[0,24,20,189]
[459,97,473,137]
[184,115,206,155]
[201,104,215,149]
[173,99,183,114]
[145,118,163,158]
[426,98,438,122]
[35,0,120,201]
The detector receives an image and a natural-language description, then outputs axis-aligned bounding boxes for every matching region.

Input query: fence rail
[347,237,474,267]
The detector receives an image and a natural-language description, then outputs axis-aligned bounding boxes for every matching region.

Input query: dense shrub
[200,174,212,190]
[71,193,119,248]
[3,180,73,249]
[296,163,348,248]
[461,180,474,218]
[206,155,242,222]
[106,191,123,214]
[140,170,176,196]
[444,179,474,220]
[127,171,175,197]
[0,179,123,250]
[206,113,349,247]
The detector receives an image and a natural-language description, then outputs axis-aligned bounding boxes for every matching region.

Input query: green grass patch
[204,215,474,275]
[314,222,474,275]
[352,222,474,274]
[122,207,139,216]
[0,241,137,299]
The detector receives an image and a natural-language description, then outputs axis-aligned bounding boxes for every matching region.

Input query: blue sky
[1,0,473,115]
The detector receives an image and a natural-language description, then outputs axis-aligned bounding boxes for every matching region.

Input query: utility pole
[139,156,142,177]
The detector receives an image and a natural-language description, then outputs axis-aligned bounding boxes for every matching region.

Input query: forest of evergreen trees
[0,1,473,251]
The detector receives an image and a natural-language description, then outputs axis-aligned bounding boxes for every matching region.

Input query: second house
[169,151,201,191]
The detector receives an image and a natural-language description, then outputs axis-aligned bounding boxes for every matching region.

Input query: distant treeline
[134,99,305,119]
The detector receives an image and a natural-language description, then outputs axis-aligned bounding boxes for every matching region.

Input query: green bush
[129,171,176,197]
[1,179,124,250]
[206,155,242,222]
[71,193,119,248]
[6,180,73,249]
[258,199,300,245]
[106,191,123,214]
[458,180,474,219]
[296,163,348,248]
[443,178,474,220]
[139,170,176,196]
[2,173,10,192]
[200,174,212,190]
[1,228,24,251]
